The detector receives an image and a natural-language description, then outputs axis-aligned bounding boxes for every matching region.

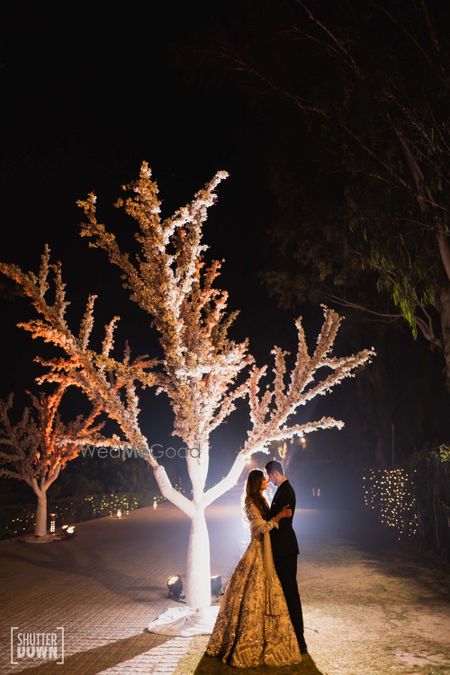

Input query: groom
[265,459,308,654]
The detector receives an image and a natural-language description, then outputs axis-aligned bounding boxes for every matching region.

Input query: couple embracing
[206,460,307,668]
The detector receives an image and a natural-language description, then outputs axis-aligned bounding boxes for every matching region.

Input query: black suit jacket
[268,479,300,558]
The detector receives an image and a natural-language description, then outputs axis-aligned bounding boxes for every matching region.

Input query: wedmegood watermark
[10,627,64,665]
[81,444,201,460]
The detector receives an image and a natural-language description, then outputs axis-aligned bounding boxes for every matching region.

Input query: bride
[206,469,301,668]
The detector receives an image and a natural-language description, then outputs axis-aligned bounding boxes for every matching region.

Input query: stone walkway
[0,498,449,674]
[0,503,198,674]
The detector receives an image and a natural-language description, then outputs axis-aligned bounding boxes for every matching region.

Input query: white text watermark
[81,444,201,460]
[11,627,64,665]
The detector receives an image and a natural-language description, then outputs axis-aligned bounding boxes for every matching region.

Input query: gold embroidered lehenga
[206,501,301,668]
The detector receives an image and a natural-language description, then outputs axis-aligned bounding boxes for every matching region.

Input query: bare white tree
[0,163,374,630]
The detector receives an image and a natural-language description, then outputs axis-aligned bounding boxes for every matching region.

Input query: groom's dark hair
[265,460,284,475]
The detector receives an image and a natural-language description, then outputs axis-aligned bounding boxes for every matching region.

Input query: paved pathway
[0,502,197,674]
[0,497,449,674]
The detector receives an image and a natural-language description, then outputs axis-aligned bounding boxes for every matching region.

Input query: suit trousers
[273,554,306,650]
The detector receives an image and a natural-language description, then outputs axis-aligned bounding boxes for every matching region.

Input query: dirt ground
[177,508,450,675]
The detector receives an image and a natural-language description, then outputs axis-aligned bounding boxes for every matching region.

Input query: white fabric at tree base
[147,605,220,636]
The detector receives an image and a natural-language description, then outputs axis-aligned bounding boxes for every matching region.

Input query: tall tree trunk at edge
[439,286,450,390]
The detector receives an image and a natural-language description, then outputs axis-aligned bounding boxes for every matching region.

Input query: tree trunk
[184,438,211,612]
[374,436,387,467]
[147,456,247,635]
[35,493,47,537]
[439,286,450,389]
[185,506,211,611]
[391,423,396,467]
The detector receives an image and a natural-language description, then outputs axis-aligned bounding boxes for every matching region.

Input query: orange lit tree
[0,385,111,538]
[0,163,374,629]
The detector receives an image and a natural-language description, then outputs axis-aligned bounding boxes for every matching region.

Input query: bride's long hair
[242,469,270,522]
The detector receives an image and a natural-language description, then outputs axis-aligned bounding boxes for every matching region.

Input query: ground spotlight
[167,575,184,599]
[61,524,76,539]
[211,575,222,595]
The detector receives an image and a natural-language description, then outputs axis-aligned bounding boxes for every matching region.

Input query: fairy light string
[363,468,419,538]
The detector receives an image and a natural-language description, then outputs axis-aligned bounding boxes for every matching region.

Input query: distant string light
[3,492,164,539]
[363,468,419,539]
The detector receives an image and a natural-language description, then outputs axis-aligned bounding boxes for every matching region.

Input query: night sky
[1,2,449,494]
[0,2,289,477]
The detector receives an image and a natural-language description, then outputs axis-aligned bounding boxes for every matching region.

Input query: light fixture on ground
[61,524,76,539]
[116,509,122,518]
[211,575,222,595]
[153,497,157,510]
[167,575,183,599]
[49,513,56,533]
